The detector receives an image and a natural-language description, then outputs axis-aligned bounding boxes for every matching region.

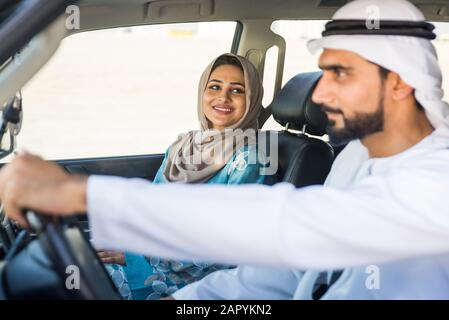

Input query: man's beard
[323,96,385,146]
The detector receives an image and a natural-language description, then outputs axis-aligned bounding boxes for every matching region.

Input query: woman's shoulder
[221,144,276,185]
[232,144,269,165]
[226,144,269,174]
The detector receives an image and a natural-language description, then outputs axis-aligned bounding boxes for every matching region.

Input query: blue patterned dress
[106,144,276,299]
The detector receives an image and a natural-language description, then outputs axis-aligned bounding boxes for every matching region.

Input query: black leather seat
[260,72,334,187]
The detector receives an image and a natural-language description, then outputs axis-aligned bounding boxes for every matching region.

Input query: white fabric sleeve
[172,266,303,300]
[87,164,449,270]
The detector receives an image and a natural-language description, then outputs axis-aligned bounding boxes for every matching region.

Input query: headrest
[271,72,327,136]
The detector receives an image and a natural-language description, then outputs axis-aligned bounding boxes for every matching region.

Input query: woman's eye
[232,88,245,94]
[208,85,220,90]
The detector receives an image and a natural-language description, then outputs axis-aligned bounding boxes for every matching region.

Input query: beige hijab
[163,53,263,183]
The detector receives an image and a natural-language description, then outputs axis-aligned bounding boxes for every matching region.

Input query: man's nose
[311,76,334,106]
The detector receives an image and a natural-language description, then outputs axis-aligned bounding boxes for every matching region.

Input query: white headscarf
[307,0,449,128]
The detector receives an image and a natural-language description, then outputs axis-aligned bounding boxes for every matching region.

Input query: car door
[58,154,163,181]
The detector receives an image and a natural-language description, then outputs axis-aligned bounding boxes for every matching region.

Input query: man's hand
[97,251,126,265]
[0,152,87,227]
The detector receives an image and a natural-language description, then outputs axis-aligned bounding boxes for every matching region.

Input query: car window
[263,20,449,131]
[16,22,237,160]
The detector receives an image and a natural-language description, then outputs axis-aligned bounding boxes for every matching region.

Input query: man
[172,140,370,300]
[1,0,449,299]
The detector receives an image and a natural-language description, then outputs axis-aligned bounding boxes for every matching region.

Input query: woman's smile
[212,104,234,114]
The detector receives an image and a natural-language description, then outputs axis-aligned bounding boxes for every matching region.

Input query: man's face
[312,49,386,146]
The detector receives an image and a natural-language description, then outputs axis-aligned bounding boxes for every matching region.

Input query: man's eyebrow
[209,79,245,86]
[318,64,353,71]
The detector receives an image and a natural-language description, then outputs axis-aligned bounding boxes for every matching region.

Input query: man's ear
[388,72,415,102]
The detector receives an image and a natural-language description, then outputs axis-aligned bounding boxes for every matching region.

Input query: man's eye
[335,70,347,78]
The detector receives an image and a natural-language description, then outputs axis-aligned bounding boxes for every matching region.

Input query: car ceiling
[75,0,449,32]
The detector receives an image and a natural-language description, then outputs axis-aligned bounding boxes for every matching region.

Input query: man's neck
[361,109,434,158]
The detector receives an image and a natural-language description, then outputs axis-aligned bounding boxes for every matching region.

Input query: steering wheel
[0,210,121,299]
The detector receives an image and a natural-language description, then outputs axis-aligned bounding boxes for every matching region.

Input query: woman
[100,53,275,300]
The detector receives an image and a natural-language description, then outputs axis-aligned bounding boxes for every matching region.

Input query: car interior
[0,0,449,299]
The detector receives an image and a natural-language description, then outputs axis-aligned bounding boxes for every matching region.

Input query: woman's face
[203,64,247,131]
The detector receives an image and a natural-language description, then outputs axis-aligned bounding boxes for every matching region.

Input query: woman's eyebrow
[208,79,245,87]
